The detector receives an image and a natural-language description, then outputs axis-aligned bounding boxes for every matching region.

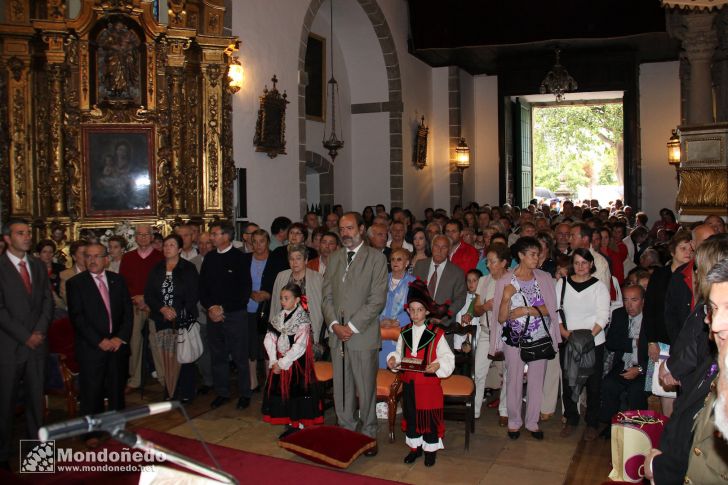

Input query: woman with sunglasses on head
[378,247,416,368]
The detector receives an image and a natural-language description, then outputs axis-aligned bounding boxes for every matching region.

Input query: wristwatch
[637,365,644,375]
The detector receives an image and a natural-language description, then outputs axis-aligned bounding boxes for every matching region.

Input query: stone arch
[305,150,334,215]
[297,0,403,217]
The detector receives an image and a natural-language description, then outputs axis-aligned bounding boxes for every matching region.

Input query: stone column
[713,7,728,122]
[678,11,718,125]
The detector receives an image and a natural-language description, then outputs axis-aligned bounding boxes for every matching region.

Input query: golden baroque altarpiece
[0,0,237,237]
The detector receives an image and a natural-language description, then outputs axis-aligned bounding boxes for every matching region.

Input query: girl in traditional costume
[262,283,323,439]
[387,279,455,467]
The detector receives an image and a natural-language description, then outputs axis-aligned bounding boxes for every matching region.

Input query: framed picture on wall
[305,33,326,121]
[82,125,156,217]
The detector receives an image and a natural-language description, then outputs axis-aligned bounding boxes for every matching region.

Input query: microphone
[38,402,177,442]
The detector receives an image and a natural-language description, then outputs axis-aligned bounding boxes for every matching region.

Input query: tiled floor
[13,381,612,484]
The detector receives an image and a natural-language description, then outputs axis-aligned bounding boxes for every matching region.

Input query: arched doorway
[305,150,334,215]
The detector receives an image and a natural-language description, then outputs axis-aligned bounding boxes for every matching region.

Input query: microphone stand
[111,427,238,484]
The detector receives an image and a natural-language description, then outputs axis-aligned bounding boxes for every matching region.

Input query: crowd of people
[1,200,728,480]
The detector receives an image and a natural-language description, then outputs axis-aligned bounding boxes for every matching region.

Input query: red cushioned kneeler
[278,425,376,469]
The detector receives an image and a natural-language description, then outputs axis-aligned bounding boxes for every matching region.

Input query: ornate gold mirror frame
[0,0,237,238]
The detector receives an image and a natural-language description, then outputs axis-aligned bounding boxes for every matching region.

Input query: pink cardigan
[489,268,561,355]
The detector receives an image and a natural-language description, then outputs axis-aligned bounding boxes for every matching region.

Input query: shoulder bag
[519,306,556,362]
[177,308,204,364]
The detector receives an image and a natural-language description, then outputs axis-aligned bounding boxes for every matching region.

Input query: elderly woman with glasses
[378,247,416,368]
[270,244,324,351]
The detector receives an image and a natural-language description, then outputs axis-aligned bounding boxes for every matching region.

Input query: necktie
[18,260,32,294]
[96,274,113,333]
[347,251,355,266]
[428,264,439,296]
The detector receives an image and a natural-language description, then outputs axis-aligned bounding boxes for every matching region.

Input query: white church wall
[430,67,451,212]
[639,61,680,222]
[379,0,435,217]
[473,75,500,206]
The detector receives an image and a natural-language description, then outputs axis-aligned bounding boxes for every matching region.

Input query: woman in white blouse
[472,243,511,421]
[556,248,610,441]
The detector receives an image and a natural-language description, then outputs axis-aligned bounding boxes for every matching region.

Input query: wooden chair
[313,325,403,441]
[376,326,403,443]
[44,353,78,418]
[440,324,477,450]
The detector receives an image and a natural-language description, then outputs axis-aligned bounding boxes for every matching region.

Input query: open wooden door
[514,98,533,208]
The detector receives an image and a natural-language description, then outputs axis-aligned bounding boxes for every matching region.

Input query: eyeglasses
[136,233,151,237]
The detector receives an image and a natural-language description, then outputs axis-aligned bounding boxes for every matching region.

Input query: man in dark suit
[67,243,133,418]
[413,234,466,331]
[0,218,53,470]
[323,212,388,453]
[598,285,648,432]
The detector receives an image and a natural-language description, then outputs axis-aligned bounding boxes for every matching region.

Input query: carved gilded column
[165,35,191,213]
[40,29,69,217]
[198,37,230,217]
[2,36,35,218]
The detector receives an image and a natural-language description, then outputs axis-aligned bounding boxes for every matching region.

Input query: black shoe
[0,460,10,471]
[251,385,261,393]
[403,447,422,464]
[507,430,520,440]
[210,396,230,408]
[197,385,212,395]
[424,451,436,467]
[278,426,301,440]
[530,430,544,440]
[236,397,251,409]
[364,444,378,457]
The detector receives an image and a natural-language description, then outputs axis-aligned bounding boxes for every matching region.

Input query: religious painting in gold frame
[82,124,156,218]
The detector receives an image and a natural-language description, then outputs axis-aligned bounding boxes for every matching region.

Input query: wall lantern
[667,129,681,165]
[225,42,244,94]
[227,57,244,94]
[455,138,471,170]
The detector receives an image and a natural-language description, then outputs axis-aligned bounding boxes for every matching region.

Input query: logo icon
[20,440,55,473]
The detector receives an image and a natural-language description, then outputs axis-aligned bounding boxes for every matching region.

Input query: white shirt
[6,251,33,284]
[454,292,479,349]
[92,270,109,291]
[426,259,447,295]
[555,277,610,346]
[589,247,612,293]
[387,239,413,252]
[387,323,455,378]
[217,243,233,254]
[180,247,198,261]
[317,259,327,275]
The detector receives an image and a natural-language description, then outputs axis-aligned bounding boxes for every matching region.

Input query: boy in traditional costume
[262,283,323,439]
[387,279,455,466]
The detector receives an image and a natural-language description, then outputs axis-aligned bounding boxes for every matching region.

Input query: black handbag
[313,321,331,361]
[519,306,556,362]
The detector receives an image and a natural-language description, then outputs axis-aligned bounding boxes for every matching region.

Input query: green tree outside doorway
[533,103,623,204]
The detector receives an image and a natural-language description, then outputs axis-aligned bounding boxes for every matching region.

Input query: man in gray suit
[413,234,467,331]
[322,212,387,453]
[0,219,53,470]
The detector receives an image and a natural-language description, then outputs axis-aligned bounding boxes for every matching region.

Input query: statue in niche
[96,20,141,104]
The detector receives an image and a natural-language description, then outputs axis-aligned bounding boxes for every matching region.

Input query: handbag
[176,309,204,364]
[519,306,556,362]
